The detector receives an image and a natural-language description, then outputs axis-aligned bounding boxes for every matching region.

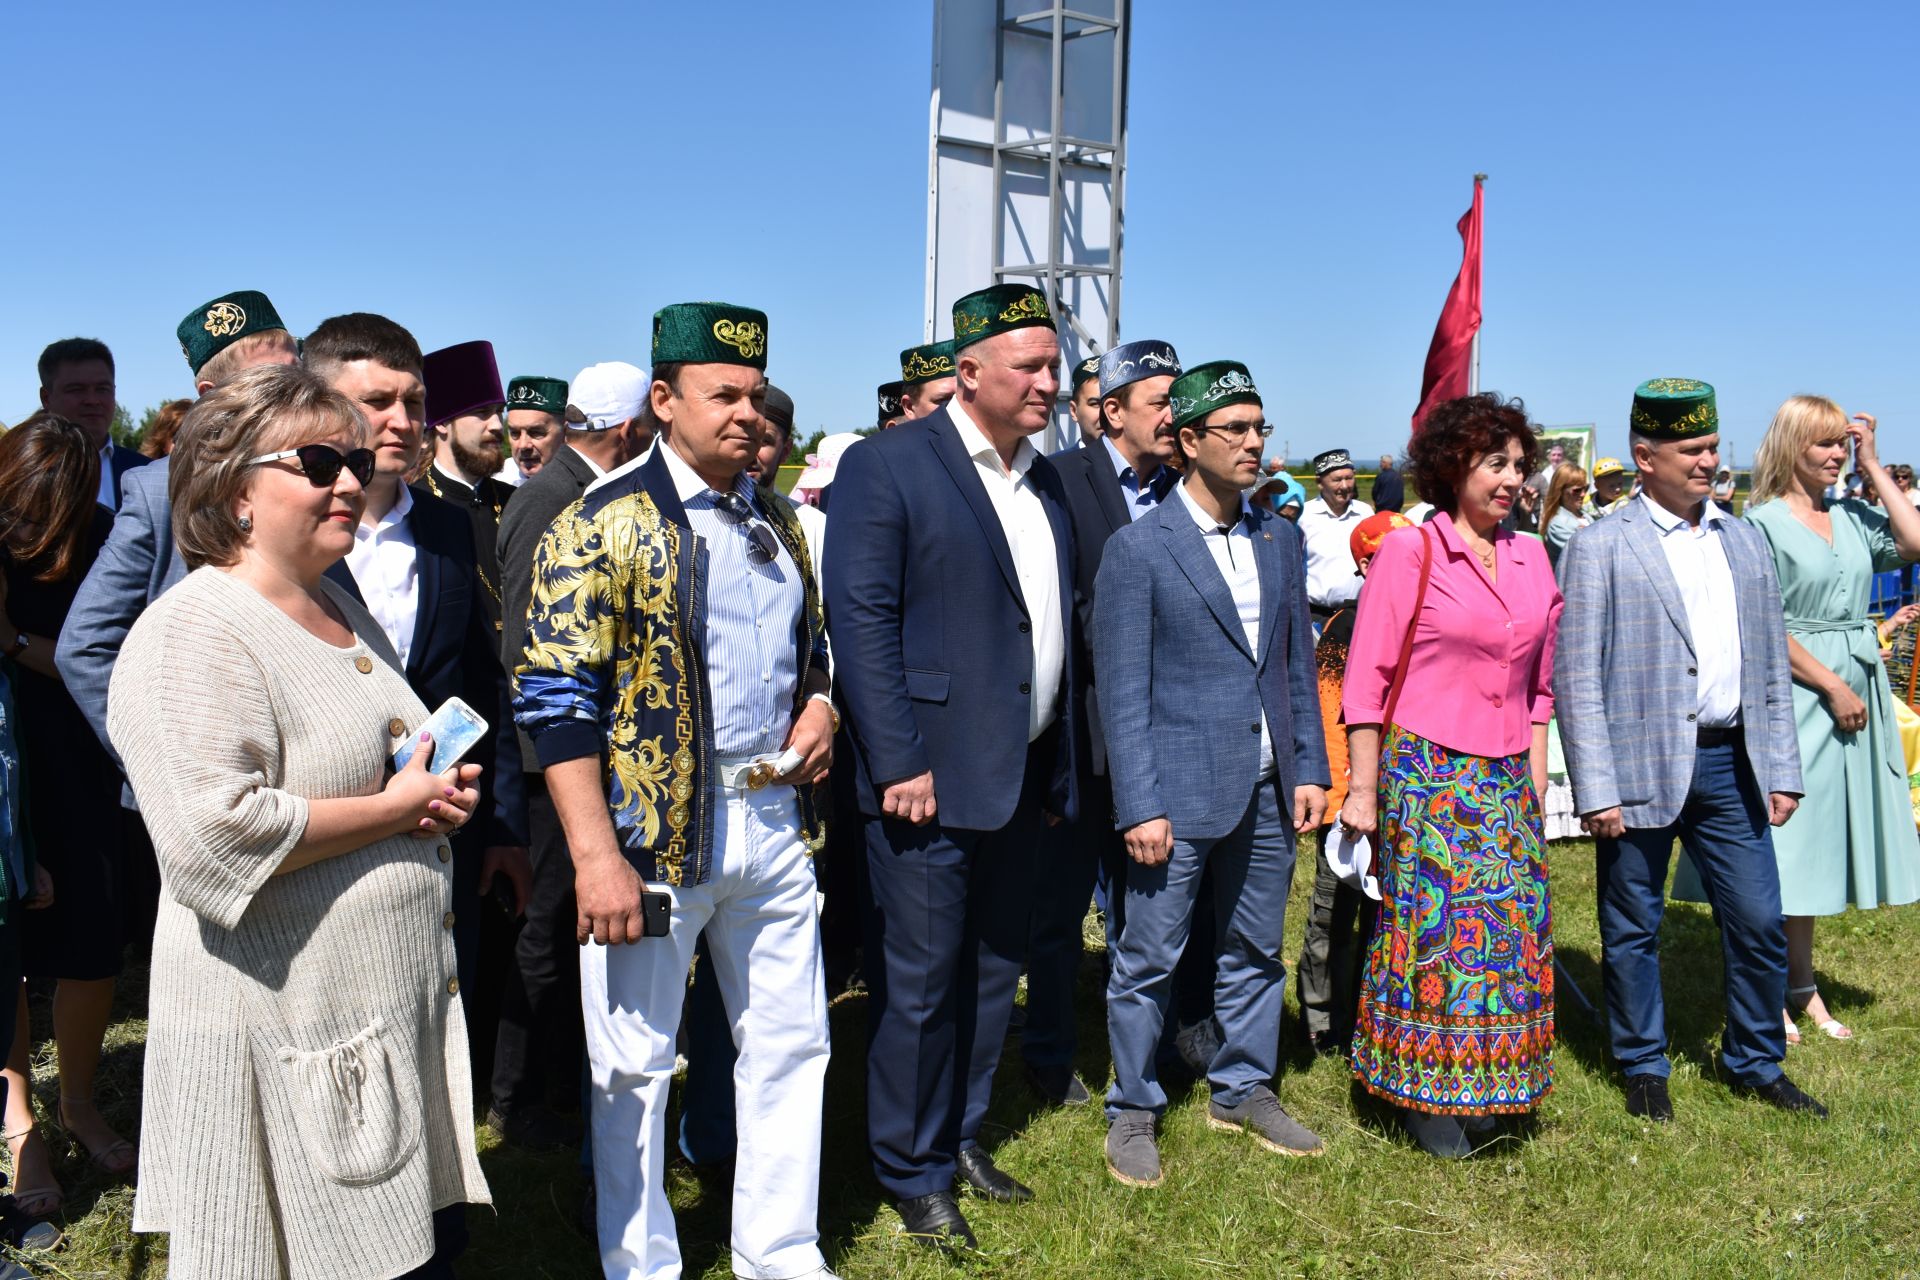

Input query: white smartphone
[391,697,489,775]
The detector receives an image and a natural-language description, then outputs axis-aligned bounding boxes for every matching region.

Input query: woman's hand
[1822,678,1868,734]
[24,865,53,910]
[1339,788,1378,837]
[1848,414,1880,470]
[385,734,483,839]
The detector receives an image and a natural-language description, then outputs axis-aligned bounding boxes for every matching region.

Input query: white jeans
[581,782,830,1280]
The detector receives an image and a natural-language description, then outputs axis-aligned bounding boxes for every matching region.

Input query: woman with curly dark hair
[1338,393,1564,1157]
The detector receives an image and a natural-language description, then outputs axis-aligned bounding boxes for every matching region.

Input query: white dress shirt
[951,401,1065,742]
[1298,495,1374,608]
[345,483,420,669]
[1175,483,1274,778]
[1641,494,1742,728]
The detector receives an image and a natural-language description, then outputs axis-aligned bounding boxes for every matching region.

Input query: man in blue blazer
[1033,337,1215,1108]
[824,283,1080,1250]
[1092,360,1329,1188]
[37,338,148,509]
[1556,378,1822,1122]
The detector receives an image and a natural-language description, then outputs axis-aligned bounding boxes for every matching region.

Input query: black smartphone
[640,890,672,938]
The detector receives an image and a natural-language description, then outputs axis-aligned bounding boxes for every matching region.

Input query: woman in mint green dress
[1745,398,1920,1040]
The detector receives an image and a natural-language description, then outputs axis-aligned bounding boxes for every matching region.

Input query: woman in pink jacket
[1340,394,1564,1158]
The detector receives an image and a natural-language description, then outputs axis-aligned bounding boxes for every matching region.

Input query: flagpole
[1469,173,1486,395]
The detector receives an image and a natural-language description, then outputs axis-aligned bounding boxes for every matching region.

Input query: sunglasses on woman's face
[247,444,376,488]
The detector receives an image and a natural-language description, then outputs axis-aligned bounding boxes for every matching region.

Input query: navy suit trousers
[1596,735,1788,1086]
[863,738,1050,1199]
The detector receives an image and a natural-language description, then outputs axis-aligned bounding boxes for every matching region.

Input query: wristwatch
[807,691,840,733]
[3,633,26,660]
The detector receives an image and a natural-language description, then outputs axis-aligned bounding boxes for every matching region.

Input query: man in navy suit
[303,315,530,1014]
[825,283,1080,1250]
[37,338,147,509]
[1093,360,1330,1187]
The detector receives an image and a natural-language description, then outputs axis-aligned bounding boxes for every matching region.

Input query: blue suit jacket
[57,457,188,790]
[824,402,1081,831]
[324,488,528,848]
[1091,492,1330,840]
[1553,498,1802,828]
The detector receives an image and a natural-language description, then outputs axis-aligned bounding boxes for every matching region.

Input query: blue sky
[4,1,1915,464]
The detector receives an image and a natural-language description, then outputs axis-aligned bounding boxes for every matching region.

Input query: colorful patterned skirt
[1351,728,1554,1115]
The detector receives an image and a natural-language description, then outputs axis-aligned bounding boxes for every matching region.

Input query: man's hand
[24,865,52,911]
[1768,793,1800,827]
[480,845,533,917]
[881,770,938,826]
[1123,817,1173,867]
[575,848,647,946]
[780,699,836,785]
[1581,807,1626,839]
[1292,785,1328,832]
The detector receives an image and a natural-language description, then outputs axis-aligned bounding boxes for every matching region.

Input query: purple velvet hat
[423,340,504,425]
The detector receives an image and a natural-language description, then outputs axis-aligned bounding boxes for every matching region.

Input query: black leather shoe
[956,1146,1033,1203]
[1733,1073,1829,1118]
[1025,1062,1093,1107]
[486,1104,576,1151]
[1623,1074,1674,1123]
[895,1191,978,1250]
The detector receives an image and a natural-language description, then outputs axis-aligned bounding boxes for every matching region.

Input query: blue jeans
[1596,736,1787,1086]
[1106,779,1295,1116]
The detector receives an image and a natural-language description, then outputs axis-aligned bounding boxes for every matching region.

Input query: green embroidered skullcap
[176,289,286,374]
[652,301,768,370]
[950,284,1055,353]
[1070,354,1101,390]
[1630,378,1719,440]
[506,376,568,416]
[899,339,957,386]
[1169,360,1261,431]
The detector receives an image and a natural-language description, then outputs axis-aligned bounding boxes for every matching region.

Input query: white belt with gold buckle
[714,754,786,791]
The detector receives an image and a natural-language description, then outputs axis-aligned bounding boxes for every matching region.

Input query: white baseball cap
[566,361,649,431]
[794,432,865,490]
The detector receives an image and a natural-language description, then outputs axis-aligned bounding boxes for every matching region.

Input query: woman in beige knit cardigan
[106,365,490,1279]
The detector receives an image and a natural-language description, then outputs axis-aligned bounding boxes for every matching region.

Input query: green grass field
[14,838,1920,1279]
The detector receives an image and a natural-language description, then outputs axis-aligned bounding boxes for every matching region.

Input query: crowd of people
[0,284,1916,1280]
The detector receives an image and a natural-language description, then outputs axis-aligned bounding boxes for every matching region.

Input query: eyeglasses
[1192,421,1275,441]
[248,444,376,488]
[711,490,780,565]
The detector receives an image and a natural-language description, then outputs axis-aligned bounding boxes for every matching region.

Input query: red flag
[1411,176,1484,431]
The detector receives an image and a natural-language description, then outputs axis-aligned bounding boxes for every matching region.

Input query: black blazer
[327,486,528,848]
[106,443,150,507]
[1048,436,1156,776]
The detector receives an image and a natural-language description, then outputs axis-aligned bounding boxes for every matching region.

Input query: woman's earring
[237,515,253,533]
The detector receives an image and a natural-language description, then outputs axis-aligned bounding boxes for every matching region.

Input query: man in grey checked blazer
[1555,377,1824,1122]
[1091,360,1330,1187]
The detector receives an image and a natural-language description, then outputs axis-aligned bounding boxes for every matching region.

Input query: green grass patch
[13,840,1920,1277]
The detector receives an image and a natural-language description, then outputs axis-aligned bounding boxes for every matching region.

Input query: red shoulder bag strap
[1379,526,1434,736]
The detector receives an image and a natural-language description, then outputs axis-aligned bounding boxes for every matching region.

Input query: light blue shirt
[1102,436,1173,522]
[659,444,804,757]
[97,441,117,510]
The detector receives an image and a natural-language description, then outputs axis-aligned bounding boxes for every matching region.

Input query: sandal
[1787,985,1854,1041]
[1,1126,63,1219]
[57,1097,136,1178]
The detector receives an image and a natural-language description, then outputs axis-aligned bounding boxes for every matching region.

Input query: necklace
[424,467,505,629]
